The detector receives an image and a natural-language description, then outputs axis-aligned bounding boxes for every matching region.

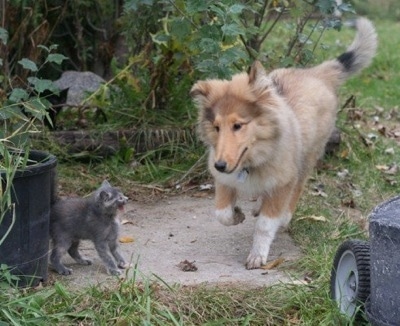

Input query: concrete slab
[51,194,302,288]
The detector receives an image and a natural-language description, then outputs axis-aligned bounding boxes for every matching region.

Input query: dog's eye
[233,123,242,131]
[214,126,220,132]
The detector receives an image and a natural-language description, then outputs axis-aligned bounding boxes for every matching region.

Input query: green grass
[1,18,400,325]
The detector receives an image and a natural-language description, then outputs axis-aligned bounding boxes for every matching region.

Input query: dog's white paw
[216,206,245,226]
[245,215,282,269]
[245,235,272,270]
[246,251,268,270]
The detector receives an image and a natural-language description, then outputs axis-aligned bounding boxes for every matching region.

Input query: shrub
[107,0,354,127]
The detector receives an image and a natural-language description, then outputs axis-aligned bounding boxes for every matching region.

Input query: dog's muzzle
[214,160,227,172]
[214,147,248,174]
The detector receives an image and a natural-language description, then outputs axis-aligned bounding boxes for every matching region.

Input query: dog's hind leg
[214,182,245,226]
[246,183,293,269]
[282,179,308,229]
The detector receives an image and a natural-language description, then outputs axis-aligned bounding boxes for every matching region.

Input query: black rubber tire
[330,239,370,318]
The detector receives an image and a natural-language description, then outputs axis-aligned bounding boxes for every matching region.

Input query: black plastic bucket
[367,195,400,326]
[0,150,57,287]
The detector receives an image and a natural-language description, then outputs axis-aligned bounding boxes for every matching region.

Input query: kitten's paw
[76,258,92,265]
[57,267,73,275]
[118,261,131,269]
[109,269,122,276]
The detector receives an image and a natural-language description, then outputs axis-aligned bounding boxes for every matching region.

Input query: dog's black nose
[214,160,227,172]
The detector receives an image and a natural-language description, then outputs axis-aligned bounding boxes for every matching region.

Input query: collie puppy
[191,18,377,269]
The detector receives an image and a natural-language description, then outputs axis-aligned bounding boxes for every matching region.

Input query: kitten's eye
[233,123,242,131]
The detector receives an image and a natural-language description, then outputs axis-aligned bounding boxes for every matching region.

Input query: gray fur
[50,180,128,276]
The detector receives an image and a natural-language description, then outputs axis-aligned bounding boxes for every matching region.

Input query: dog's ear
[248,60,274,93]
[248,61,267,85]
[190,81,208,98]
[190,81,210,107]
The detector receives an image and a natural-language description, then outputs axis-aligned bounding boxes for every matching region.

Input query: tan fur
[191,18,377,269]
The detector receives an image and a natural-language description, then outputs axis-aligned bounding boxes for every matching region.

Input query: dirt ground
[50,192,302,289]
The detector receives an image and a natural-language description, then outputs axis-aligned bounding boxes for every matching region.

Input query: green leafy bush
[0,38,67,152]
[107,0,354,127]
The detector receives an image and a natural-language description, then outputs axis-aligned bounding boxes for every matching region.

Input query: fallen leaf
[347,107,363,120]
[297,215,327,222]
[311,184,327,197]
[121,219,134,225]
[177,260,198,272]
[340,148,349,159]
[351,188,363,198]
[376,163,398,175]
[260,257,285,270]
[376,124,386,135]
[119,236,134,243]
[304,275,313,283]
[199,183,213,191]
[337,169,349,179]
[288,280,309,285]
[385,163,398,175]
[342,199,356,208]
[384,177,397,186]
[384,147,395,155]
[376,164,389,171]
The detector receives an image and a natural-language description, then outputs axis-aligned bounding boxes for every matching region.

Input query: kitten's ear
[101,180,111,188]
[99,190,110,201]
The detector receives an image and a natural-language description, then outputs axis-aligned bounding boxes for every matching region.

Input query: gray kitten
[50,180,129,275]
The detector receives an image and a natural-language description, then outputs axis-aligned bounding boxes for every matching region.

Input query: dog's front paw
[246,252,267,270]
[216,206,245,226]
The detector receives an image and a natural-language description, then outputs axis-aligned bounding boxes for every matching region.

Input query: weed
[1,17,398,326]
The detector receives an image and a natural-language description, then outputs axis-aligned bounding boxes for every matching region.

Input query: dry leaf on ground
[260,257,285,270]
[119,236,135,243]
[177,260,198,272]
[297,215,327,222]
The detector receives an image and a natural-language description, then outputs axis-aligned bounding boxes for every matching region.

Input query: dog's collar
[237,168,249,183]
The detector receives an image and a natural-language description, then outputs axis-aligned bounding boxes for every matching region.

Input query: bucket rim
[0,150,57,178]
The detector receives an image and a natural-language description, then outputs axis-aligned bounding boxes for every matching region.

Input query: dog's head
[191,61,281,174]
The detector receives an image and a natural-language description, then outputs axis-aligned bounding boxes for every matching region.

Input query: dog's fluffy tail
[337,17,377,76]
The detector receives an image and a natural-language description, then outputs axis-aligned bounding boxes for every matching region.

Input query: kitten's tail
[50,170,60,205]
